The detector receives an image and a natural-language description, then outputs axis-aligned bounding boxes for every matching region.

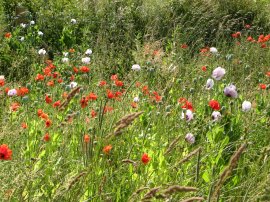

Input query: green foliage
[0,1,270,201]
[0,0,270,79]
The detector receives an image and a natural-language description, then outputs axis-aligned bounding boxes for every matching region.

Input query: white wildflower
[206,78,214,90]
[133,97,140,102]
[210,47,218,54]
[131,64,141,71]
[224,84,238,98]
[212,67,226,80]
[38,48,46,55]
[38,31,43,36]
[71,19,77,24]
[212,111,221,122]
[185,133,195,144]
[62,57,69,63]
[82,57,90,64]
[8,89,17,96]
[85,49,92,55]
[242,101,252,112]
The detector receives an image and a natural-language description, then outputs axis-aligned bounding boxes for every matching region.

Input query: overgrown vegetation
[0,0,270,201]
[1,0,270,79]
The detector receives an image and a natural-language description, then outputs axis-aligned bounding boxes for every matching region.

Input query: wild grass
[0,0,270,201]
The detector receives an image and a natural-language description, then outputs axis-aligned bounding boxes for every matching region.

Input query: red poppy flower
[41,113,49,120]
[114,91,122,98]
[45,119,52,128]
[261,43,267,48]
[135,82,141,87]
[107,90,114,99]
[35,74,44,81]
[201,66,207,72]
[21,122,27,129]
[53,100,61,108]
[45,95,52,104]
[0,79,5,86]
[46,62,55,69]
[10,102,20,111]
[43,67,51,76]
[111,74,118,81]
[73,67,79,74]
[115,80,124,87]
[69,48,75,53]
[131,102,138,108]
[70,75,75,81]
[142,85,149,95]
[245,24,251,29]
[47,80,54,87]
[232,32,241,38]
[62,92,68,99]
[247,36,253,42]
[57,78,63,83]
[141,153,151,165]
[0,144,12,160]
[179,98,193,111]
[153,92,162,102]
[88,92,98,101]
[103,145,112,154]
[17,87,29,96]
[266,72,270,77]
[99,80,107,86]
[181,44,188,49]
[4,32,12,39]
[5,87,9,94]
[91,110,97,118]
[259,84,266,90]
[80,66,90,73]
[209,100,220,110]
[37,109,44,117]
[80,97,89,108]
[153,50,159,56]
[200,47,209,53]
[43,133,50,142]
[84,134,90,143]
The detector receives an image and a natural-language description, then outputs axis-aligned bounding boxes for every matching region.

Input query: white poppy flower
[71,19,77,24]
[30,21,35,25]
[63,52,68,57]
[38,31,44,36]
[210,47,218,54]
[8,89,17,96]
[181,109,194,122]
[131,64,141,71]
[185,133,195,144]
[38,48,46,55]
[133,97,140,102]
[20,23,27,28]
[69,82,77,89]
[19,37,25,41]
[212,67,226,80]
[206,78,214,90]
[82,57,90,64]
[242,101,251,112]
[62,57,69,63]
[212,111,221,122]
[224,84,238,98]
[85,49,92,55]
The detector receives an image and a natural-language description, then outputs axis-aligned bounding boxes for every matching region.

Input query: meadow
[0,0,270,201]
